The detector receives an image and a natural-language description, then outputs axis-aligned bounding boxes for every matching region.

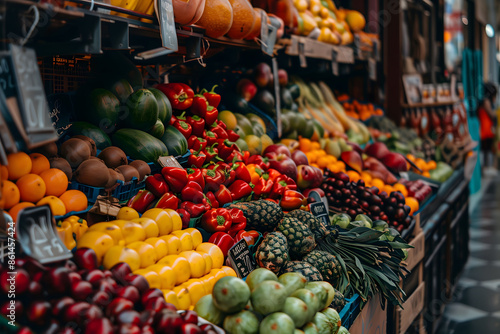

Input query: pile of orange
[406,154,437,178]
[1,152,88,221]
[341,100,384,121]
[346,170,409,195]
[298,139,347,173]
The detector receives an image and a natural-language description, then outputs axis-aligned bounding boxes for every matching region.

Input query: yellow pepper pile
[56,215,88,250]
[76,207,235,310]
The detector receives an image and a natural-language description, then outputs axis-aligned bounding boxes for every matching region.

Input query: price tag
[368,58,376,81]
[16,206,72,264]
[354,34,361,58]
[272,58,281,138]
[331,48,339,76]
[157,0,178,51]
[260,11,277,56]
[228,239,255,278]
[298,41,307,68]
[157,156,183,168]
[309,202,329,226]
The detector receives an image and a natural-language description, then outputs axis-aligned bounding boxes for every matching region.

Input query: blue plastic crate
[339,293,361,330]
[68,178,145,203]
[54,204,93,220]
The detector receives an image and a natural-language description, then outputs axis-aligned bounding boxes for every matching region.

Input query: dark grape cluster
[321,170,412,232]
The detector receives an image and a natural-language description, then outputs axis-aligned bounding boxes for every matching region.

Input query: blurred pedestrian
[478,82,497,171]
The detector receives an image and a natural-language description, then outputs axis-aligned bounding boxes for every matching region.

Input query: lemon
[142,209,173,236]
[131,218,160,238]
[245,135,262,156]
[147,264,176,290]
[260,134,274,153]
[158,255,191,285]
[179,251,206,279]
[77,231,115,264]
[116,207,140,220]
[145,237,169,259]
[218,110,238,130]
[159,235,182,255]
[88,223,125,245]
[235,138,249,151]
[133,269,161,289]
[127,241,158,268]
[170,230,194,251]
[102,245,141,271]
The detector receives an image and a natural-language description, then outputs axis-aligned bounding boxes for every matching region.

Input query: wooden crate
[349,294,387,333]
[390,214,427,334]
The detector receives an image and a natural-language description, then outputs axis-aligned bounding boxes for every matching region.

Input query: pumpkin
[173,0,206,25]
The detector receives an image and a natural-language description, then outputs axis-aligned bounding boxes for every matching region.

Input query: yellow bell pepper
[69,218,88,240]
[57,221,76,250]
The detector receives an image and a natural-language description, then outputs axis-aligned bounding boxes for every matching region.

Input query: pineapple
[286,209,330,240]
[255,232,290,274]
[226,200,283,232]
[281,261,323,281]
[330,289,346,312]
[302,250,341,285]
[277,217,316,257]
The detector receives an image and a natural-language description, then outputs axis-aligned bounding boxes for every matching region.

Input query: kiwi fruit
[73,159,110,187]
[129,160,151,181]
[98,146,128,169]
[59,138,91,168]
[32,141,58,158]
[49,157,73,180]
[72,135,97,156]
[105,168,124,188]
[116,165,140,182]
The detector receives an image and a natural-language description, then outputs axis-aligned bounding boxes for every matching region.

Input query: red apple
[42,266,71,294]
[278,69,288,86]
[116,324,140,334]
[27,300,51,326]
[181,310,199,324]
[237,78,258,101]
[140,310,155,327]
[124,274,149,293]
[97,279,116,296]
[1,299,23,318]
[28,280,43,297]
[254,63,272,88]
[0,269,30,295]
[85,269,105,287]
[340,151,363,173]
[111,263,132,283]
[116,285,140,304]
[62,302,91,324]
[105,298,133,318]
[364,142,390,160]
[291,150,309,166]
[65,260,77,271]
[52,297,75,317]
[91,291,112,308]
[381,152,408,172]
[73,248,98,270]
[263,144,291,157]
[141,288,164,306]
[17,327,33,334]
[296,165,323,190]
[154,309,184,332]
[181,323,203,334]
[82,304,103,321]
[71,280,93,300]
[84,318,113,334]
[265,152,297,180]
[144,296,168,313]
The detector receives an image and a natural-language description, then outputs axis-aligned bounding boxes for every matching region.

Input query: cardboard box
[349,294,387,334]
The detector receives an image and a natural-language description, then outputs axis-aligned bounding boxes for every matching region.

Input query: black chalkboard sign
[309,201,329,226]
[157,0,178,51]
[228,239,255,278]
[16,205,72,264]
[0,56,17,98]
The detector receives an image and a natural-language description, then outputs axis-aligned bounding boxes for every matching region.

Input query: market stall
[0,1,473,333]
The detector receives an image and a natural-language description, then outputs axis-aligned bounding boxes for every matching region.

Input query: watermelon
[122,89,159,131]
[149,87,172,124]
[106,78,133,103]
[80,89,120,133]
[151,119,165,138]
[161,125,188,156]
[112,128,169,163]
[67,121,112,150]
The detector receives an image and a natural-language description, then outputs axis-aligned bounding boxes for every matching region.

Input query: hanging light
[485,24,495,38]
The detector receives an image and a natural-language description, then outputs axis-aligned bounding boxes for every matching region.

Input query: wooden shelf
[401,100,460,108]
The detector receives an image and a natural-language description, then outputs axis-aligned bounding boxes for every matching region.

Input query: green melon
[122,89,159,131]
[151,119,165,139]
[148,87,172,124]
[81,88,120,133]
[213,276,251,314]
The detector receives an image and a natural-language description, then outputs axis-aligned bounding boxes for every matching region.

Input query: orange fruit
[59,190,88,213]
[336,161,346,171]
[406,154,415,162]
[422,171,430,178]
[393,183,408,197]
[39,168,68,197]
[346,171,360,182]
[360,172,372,184]
[29,153,51,175]
[415,158,426,171]
[0,165,8,181]
[382,185,394,194]
[8,202,35,222]
[37,196,66,216]
[371,178,385,190]
[16,174,46,203]
[2,180,20,209]
[427,160,437,170]
[317,156,330,169]
[299,138,312,153]
[405,197,419,215]
[311,141,321,150]
[7,152,32,181]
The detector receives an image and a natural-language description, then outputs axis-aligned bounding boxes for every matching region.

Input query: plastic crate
[68,178,145,203]
[339,293,361,330]
[54,205,93,220]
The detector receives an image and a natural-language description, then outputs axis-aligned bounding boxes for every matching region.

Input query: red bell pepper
[276,174,297,190]
[202,168,224,192]
[205,107,219,126]
[187,168,205,190]
[203,143,219,163]
[246,155,270,170]
[187,115,205,137]
[187,136,207,151]
[234,230,260,246]
[208,232,235,257]
[228,222,247,237]
[269,175,297,199]
[231,162,251,183]
[162,167,188,193]
[145,174,169,198]
[173,119,192,139]
[210,123,228,140]
[203,130,218,146]
[280,189,307,211]
[219,164,236,187]
[227,129,240,142]
[228,180,253,201]
[180,201,209,218]
[202,85,221,108]
[266,169,283,183]
[253,177,274,199]
[176,208,191,229]
[127,190,156,214]
[156,83,194,110]
[190,94,209,116]
[155,192,180,210]
[225,151,244,164]
[216,120,227,130]
[217,139,239,160]
[187,149,206,169]
[205,191,219,209]
[181,181,205,204]
[215,184,233,206]
[200,208,232,233]
[227,208,246,224]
